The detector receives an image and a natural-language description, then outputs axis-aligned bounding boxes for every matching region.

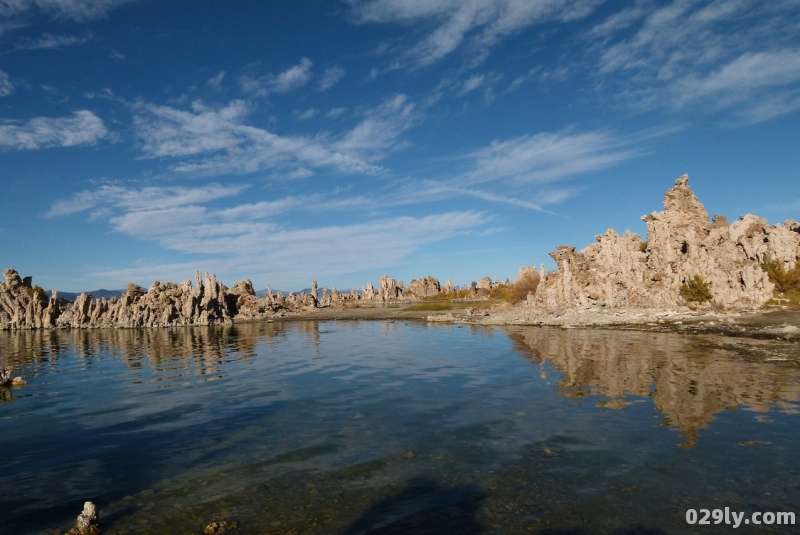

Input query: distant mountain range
[50,287,356,302]
[51,289,126,302]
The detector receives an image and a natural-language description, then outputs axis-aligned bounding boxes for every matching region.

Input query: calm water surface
[1,321,799,534]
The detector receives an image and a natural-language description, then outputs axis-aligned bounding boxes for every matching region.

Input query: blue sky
[1,0,799,292]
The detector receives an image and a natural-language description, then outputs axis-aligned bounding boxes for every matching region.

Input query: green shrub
[679,275,713,303]
[761,257,800,295]
[26,285,48,302]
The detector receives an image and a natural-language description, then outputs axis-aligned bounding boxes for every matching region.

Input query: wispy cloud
[332,93,418,161]
[381,127,670,213]
[348,0,604,68]
[132,97,417,176]
[0,0,134,21]
[45,183,247,217]
[457,73,485,96]
[591,0,800,122]
[207,71,225,88]
[134,99,251,159]
[48,183,491,285]
[297,108,319,120]
[241,57,314,97]
[319,66,345,91]
[0,110,107,150]
[0,70,13,96]
[460,130,640,185]
[671,49,800,122]
[14,31,93,50]
[326,107,346,118]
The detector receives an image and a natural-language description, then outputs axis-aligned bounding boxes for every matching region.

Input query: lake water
[1,321,799,534]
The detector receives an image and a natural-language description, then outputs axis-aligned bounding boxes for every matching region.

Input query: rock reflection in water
[0,321,332,388]
[506,326,800,447]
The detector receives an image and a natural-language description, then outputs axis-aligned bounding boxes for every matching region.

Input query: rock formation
[406,276,441,299]
[66,501,99,535]
[0,269,319,330]
[529,175,800,315]
[2,263,483,329]
[378,275,404,302]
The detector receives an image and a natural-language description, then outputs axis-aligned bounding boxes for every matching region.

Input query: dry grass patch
[404,303,453,312]
[508,271,541,304]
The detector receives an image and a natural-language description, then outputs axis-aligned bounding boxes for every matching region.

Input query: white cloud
[241,58,313,97]
[49,183,491,285]
[376,129,652,213]
[297,108,319,120]
[0,70,13,96]
[0,0,133,21]
[319,66,345,91]
[207,71,225,88]
[133,98,387,176]
[0,110,107,150]
[457,73,485,96]
[348,0,605,67]
[45,183,246,217]
[591,0,800,121]
[326,107,347,118]
[671,49,800,121]
[14,31,93,50]
[333,93,417,161]
[461,130,640,185]
[134,99,251,158]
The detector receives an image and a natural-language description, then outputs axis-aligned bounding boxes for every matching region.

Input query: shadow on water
[340,478,485,535]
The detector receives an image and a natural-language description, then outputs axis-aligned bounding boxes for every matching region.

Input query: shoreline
[266,302,800,343]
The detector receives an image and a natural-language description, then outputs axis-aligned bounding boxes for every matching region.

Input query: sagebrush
[679,275,713,303]
[761,257,800,295]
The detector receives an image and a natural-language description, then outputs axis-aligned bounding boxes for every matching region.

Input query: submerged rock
[66,501,99,535]
[204,520,238,534]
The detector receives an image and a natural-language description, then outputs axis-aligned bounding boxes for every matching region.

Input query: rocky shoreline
[2,175,798,333]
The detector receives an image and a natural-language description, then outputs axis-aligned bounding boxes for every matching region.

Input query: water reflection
[2,321,800,534]
[505,326,800,447]
[4,323,800,449]
[0,322,306,383]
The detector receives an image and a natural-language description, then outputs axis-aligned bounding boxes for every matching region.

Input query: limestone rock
[407,276,441,299]
[0,366,11,386]
[477,277,493,290]
[442,279,455,293]
[361,283,375,301]
[379,275,404,302]
[204,520,238,534]
[66,501,99,535]
[528,175,800,315]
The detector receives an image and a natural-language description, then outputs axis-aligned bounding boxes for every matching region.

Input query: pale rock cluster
[529,175,800,315]
[0,269,302,330]
[2,265,498,329]
[66,501,99,535]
